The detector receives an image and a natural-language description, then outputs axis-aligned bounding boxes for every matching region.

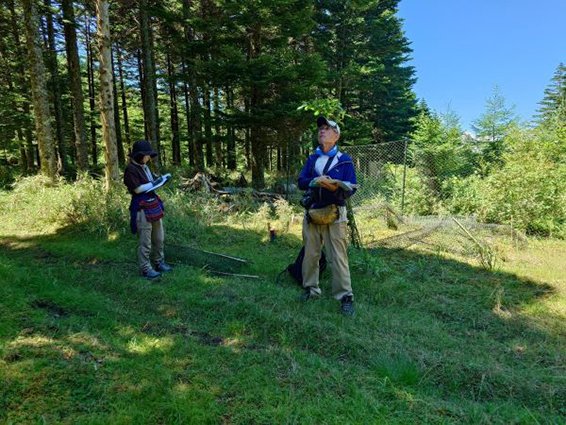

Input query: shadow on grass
[0,222,564,423]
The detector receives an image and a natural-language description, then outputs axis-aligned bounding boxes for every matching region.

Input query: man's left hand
[317,176,339,192]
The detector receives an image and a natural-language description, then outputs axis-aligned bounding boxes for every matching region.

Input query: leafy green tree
[410,106,470,200]
[480,125,566,237]
[472,86,518,165]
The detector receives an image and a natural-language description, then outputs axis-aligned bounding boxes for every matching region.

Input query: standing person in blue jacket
[123,140,173,280]
[298,116,358,316]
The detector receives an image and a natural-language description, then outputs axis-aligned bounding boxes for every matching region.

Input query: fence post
[401,138,408,214]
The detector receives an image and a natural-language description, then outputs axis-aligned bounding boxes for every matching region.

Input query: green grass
[0,179,564,424]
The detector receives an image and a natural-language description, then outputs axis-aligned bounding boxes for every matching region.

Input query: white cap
[316,116,340,135]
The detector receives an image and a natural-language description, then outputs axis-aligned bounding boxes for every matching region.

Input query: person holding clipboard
[123,140,173,280]
[297,116,358,316]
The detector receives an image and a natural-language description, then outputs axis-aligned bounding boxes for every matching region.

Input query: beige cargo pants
[136,211,164,273]
[301,216,353,300]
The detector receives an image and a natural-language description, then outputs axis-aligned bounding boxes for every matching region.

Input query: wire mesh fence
[274,139,526,265]
[342,141,409,211]
[337,142,526,262]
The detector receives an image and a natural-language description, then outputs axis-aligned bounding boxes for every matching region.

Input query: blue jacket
[298,149,357,209]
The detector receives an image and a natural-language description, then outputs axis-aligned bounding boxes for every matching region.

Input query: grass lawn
[0,181,564,424]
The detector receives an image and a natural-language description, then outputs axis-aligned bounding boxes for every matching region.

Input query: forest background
[0,0,564,237]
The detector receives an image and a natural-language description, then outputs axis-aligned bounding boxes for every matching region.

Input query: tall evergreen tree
[139,0,160,166]
[22,0,58,179]
[43,0,67,172]
[62,0,89,172]
[220,0,325,188]
[96,0,120,188]
[2,1,35,170]
[313,0,417,144]
[472,86,518,164]
[536,63,566,127]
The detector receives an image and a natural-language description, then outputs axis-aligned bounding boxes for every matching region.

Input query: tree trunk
[250,127,266,189]
[204,87,213,167]
[62,0,89,172]
[95,0,120,189]
[136,50,148,140]
[139,1,160,167]
[167,53,181,165]
[213,86,222,167]
[182,0,203,169]
[44,0,67,173]
[116,47,131,150]
[22,0,57,179]
[194,91,204,169]
[182,60,194,166]
[244,98,251,171]
[248,26,265,189]
[86,18,97,165]
[111,48,125,166]
[8,0,36,171]
[226,87,236,170]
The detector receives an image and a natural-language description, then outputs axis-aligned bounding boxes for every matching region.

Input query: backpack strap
[322,155,334,175]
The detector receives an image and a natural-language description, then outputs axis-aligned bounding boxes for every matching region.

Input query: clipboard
[143,173,171,193]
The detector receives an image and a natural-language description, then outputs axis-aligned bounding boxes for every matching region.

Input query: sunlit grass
[0,179,564,424]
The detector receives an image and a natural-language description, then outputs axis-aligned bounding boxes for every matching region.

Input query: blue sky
[397,0,566,132]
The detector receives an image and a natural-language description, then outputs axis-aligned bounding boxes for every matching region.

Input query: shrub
[444,174,487,217]
[390,166,440,215]
[63,177,129,236]
[447,126,566,237]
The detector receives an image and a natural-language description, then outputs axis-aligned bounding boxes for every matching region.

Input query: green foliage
[410,108,475,198]
[443,173,485,216]
[536,62,565,126]
[443,125,565,237]
[312,0,417,144]
[392,166,438,215]
[0,164,18,189]
[297,98,347,125]
[478,126,566,237]
[63,177,129,236]
[472,86,518,165]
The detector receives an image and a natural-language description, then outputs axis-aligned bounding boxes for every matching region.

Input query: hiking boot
[142,268,161,280]
[154,261,173,273]
[340,295,355,316]
[299,288,318,302]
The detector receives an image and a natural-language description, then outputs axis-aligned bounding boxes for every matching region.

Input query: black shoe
[340,295,355,316]
[299,288,317,302]
[154,261,173,272]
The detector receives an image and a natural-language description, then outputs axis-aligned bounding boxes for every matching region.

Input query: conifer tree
[472,86,518,165]
[62,0,89,172]
[536,63,565,127]
[22,0,58,179]
[96,0,120,188]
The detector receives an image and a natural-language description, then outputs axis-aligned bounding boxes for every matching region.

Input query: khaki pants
[136,211,164,272]
[301,216,353,300]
